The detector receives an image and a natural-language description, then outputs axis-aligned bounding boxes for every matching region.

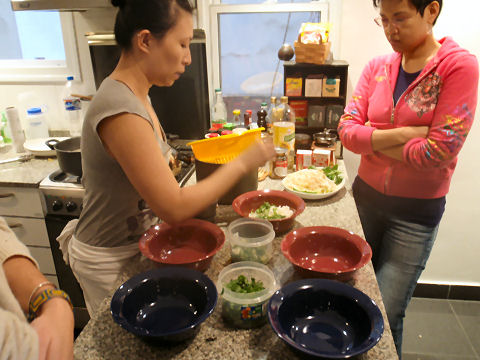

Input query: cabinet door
[28,246,56,275]
[0,187,45,218]
[4,216,49,247]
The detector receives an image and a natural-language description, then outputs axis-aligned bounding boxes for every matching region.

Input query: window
[200,1,336,115]
[0,4,80,83]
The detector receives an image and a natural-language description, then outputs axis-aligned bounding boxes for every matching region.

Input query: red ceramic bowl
[232,190,305,234]
[281,226,372,281]
[138,219,225,272]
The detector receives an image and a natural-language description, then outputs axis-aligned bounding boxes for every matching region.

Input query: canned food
[270,147,288,179]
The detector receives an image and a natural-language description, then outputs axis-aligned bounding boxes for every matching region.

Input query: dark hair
[372,0,442,25]
[111,0,193,50]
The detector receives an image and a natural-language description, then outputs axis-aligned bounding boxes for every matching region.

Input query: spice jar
[270,147,288,179]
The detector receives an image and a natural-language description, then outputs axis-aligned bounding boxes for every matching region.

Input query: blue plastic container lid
[27,107,42,115]
[67,76,74,81]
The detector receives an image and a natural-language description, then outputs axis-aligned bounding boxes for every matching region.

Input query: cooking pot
[194,158,258,220]
[313,131,337,148]
[46,137,82,177]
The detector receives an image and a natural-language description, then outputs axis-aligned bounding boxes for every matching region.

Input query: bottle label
[274,160,288,177]
[63,97,81,110]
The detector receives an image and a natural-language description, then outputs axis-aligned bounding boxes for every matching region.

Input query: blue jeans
[355,198,438,359]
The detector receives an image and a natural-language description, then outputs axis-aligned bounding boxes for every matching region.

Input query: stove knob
[52,200,63,211]
[65,201,77,212]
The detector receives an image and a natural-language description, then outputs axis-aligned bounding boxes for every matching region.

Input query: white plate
[23,137,69,157]
[282,168,346,200]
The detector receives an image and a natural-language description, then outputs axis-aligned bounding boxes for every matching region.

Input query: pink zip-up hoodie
[338,37,478,199]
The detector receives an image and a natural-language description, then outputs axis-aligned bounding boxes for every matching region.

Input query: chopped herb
[322,164,343,185]
[250,201,288,220]
[225,275,265,293]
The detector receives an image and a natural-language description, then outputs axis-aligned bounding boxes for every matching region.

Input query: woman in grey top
[57,0,275,315]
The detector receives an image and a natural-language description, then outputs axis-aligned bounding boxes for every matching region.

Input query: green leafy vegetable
[322,164,344,185]
[226,275,265,293]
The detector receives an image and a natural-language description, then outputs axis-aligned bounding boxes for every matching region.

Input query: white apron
[56,219,139,316]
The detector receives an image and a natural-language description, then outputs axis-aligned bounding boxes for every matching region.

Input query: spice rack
[283,60,349,134]
[283,60,349,158]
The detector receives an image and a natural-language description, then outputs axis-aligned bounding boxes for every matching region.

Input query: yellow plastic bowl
[187,128,262,164]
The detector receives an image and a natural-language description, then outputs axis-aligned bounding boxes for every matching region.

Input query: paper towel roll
[5,107,26,153]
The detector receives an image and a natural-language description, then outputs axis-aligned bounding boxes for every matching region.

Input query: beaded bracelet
[27,281,55,310]
[28,288,73,321]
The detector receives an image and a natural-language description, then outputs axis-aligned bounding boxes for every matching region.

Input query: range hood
[11,0,112,11]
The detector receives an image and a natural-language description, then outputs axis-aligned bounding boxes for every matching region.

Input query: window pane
[0,5,65,60]
[219,11,320,102]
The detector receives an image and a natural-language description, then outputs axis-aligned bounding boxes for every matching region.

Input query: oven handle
[0,193,15,199]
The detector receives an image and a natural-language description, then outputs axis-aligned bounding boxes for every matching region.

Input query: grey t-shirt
[75,77,170,247]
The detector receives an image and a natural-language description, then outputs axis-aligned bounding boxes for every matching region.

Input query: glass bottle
[280,96,295,170]
[232,109,241,127]
[212,88,228,125]
[266,96,277,135]
[257,102,268,131]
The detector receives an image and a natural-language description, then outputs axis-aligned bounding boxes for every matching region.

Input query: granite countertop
[74,161,398,360]
[0,144,59,187]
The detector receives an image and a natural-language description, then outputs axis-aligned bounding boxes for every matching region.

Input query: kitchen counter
[0,145,58,187]
[74,161,399,360]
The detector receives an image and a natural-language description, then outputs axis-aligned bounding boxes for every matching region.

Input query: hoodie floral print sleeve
[338,37,478,199]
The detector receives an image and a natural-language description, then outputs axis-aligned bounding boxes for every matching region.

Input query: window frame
[198,1,337,106]
[0,12,81,83]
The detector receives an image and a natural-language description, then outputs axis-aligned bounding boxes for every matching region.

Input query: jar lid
[275,147,288,154]
[233,109,241,115]
[27,107,42,114]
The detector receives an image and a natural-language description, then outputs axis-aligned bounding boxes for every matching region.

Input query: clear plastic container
[227,218,275,264]
[25,107,49,139]
[217,261,277,328]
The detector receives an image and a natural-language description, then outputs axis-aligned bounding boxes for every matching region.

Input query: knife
[0,154,34,165]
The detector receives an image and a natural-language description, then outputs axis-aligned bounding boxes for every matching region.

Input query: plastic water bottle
[212,89,228,125]
[25,107,49,140]
[62,76,82,136]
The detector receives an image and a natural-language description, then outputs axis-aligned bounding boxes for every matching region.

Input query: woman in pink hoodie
[338,0,478,357]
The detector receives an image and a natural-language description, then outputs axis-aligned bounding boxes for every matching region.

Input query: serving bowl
[281,226,372,281]
[232,189,305,234]
[267,278,384,359]
[217,261,277,329]
[138,219,225,272]
[227,218,275,264]
[111,267,217,342]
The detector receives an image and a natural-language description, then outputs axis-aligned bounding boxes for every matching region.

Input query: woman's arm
[98,114,275,224]
[403,55,479,169]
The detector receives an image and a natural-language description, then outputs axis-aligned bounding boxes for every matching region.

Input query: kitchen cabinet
[0,186,58,286]
[283,60,348,134]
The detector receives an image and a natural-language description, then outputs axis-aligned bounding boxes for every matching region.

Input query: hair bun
[111,0,126,8]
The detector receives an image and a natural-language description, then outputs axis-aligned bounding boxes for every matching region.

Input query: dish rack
[187,128,262,164]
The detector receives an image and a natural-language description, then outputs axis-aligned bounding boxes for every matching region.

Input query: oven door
[44,214,90,329]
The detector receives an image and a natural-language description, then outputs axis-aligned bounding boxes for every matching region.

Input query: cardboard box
[322,78,340,97]
[326,105,344,129]
[296,149,313,170]
[285,77,303,97]
[307,105,326,128]
[289,100,308,127]
[305,76,323,97]
[312,148,333,167]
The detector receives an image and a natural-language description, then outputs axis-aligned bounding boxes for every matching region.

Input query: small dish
[232,189,305,234]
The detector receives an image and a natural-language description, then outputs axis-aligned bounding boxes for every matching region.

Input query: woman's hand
[401,125,429,140]
[30,298,74,360]
[236,137,276,174]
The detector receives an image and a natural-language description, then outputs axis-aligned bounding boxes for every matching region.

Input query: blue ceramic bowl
[111,267,217,342]
[267,279,384,358]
